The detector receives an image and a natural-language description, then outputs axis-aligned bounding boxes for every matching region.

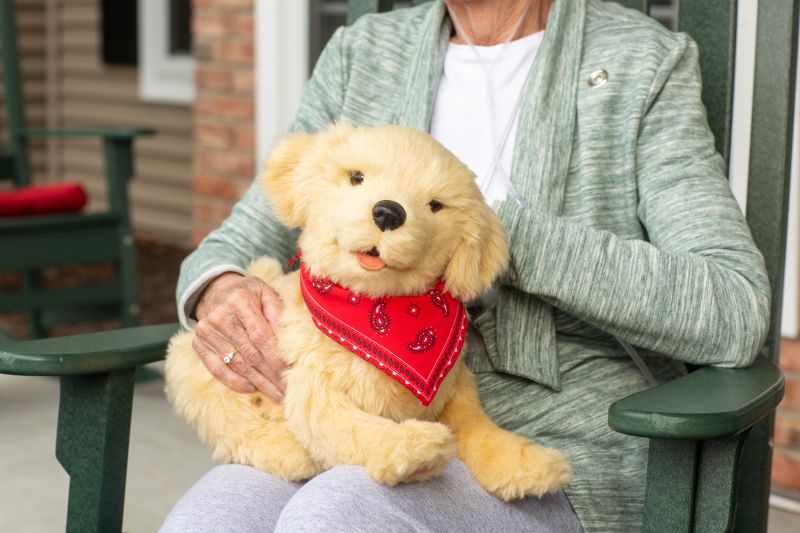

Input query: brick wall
[774,338,800,493]
[191,0,256,245]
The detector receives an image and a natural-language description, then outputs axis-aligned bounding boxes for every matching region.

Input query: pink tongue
[356,253,386,271]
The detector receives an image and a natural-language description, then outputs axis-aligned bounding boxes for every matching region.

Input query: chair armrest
[608,356,784,440]
[0,323,179,377]
[19,128,155,140]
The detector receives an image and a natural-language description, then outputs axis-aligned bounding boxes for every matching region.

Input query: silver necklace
[449,1,535,207]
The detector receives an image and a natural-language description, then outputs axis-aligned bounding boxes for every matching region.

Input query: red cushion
[0,182,88,217]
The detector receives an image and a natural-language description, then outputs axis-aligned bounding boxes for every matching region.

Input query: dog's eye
[429,200,444,213]
[349,170,364,186]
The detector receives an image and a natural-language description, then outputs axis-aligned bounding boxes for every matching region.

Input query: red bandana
[298,264,468,405]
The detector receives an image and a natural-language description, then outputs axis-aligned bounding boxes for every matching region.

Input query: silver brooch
[588,69,609,87]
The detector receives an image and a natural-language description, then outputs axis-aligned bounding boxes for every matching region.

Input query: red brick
[231,14,254,37]
[192,173,238,200]
[194,200,233,225]
[195,124,234,149]
[782,373,800,411]
[772,448,800,491]
[195,66,233,91]
[780,338,800,373]
[195,150,255,178]
[233,71,254,94]
[235,126,256,151]
[211,41,254,65]
[775,410,800,446]
[195,95,254,120]
[192,0,255,241]
[193,12,228,38]
[194,0,252,9]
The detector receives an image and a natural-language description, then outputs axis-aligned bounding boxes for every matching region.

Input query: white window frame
[255,0,309,161]
[138,0,195,104]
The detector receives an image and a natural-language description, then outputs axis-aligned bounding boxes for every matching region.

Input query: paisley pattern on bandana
[429,289,449,317]
[408,328,436,353]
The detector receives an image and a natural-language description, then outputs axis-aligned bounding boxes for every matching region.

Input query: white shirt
[430,31,545,208]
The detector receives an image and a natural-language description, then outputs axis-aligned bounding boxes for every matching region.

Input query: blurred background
[0,0,798,531]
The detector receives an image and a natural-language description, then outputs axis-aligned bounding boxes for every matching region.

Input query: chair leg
[55,370,135,533]
[643,439,698,533]
[22,269,46,338]
[733,417,776,533]
[118,235,140,329]
[692,435,746,533]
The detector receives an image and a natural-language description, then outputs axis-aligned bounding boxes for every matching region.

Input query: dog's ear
[260,131,315,228]
[444,202,509,301]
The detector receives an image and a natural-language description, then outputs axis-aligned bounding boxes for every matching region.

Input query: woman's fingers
[193,273,288,400]
[199,323,285,403]
[260,285,284,329]
[235,299,287,387]
[195,291,285,402]
[192,335,255,394]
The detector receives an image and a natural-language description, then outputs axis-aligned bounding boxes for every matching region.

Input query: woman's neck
[446,0,552,45]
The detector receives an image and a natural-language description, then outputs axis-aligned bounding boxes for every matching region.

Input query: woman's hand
[193,272,287,402]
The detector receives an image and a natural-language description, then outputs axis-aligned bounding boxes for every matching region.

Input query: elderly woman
[161,0,769,531]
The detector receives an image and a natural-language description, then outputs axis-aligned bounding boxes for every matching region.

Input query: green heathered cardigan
[176,1,771,530]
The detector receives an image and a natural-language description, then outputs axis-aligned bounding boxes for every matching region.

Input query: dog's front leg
[283,377,457,485]
[440,366,571,500]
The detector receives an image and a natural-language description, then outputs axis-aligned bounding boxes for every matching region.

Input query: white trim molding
[138,0,195,104]
[255,0,309,163]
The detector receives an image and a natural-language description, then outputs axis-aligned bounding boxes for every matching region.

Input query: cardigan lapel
[396,0,587,391]
[511,0,585,215]
[493,0,587,392]
[396,0,450,131]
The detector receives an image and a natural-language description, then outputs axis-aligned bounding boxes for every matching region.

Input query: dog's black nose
[372,200,406,231]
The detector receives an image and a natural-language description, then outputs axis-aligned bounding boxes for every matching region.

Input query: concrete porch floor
[1,366,798,532]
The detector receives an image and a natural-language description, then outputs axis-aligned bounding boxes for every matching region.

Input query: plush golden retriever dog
[165,124,570,500]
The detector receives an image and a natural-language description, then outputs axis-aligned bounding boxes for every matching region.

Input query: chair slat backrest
[0,0,32,186]
[738,5,799,527]
[745,0,799,360]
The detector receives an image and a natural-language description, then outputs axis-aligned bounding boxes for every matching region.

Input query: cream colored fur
[165,124,570,499]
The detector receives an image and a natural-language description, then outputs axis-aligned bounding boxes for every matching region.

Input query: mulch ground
[0,237,190,340]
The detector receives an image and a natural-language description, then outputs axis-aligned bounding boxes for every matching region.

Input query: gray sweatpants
[160,460,583,532]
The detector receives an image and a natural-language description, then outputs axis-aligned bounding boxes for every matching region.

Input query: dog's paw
[494,444,571,500]
[366,420,457,486]
[467,434,571,500]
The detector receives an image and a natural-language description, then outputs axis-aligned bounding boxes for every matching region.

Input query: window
[307,1,410,70]
[139,0,195,104]
[170,0,193,55]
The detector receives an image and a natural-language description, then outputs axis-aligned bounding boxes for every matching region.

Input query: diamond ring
[223,351,237,365]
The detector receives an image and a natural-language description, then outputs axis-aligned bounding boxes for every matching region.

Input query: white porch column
[255,0,310,163]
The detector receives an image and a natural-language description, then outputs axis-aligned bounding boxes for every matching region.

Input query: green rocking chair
[0,0,153,341]
[0,0,796,532]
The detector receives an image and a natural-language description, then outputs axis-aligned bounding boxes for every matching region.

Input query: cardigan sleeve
[497,37,770,368]
[175,27,347,327]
